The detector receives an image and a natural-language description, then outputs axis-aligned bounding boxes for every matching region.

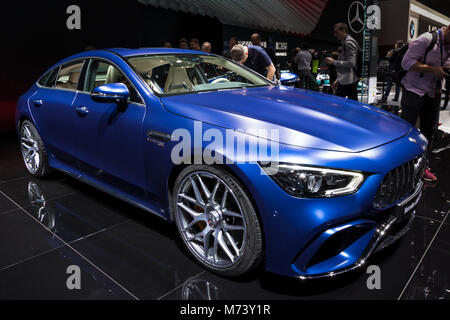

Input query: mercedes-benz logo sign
[410,20,416,39]
[348,1,365,34]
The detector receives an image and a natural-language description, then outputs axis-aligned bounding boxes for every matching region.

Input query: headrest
[106,66,122,84]
[69,72,80,84]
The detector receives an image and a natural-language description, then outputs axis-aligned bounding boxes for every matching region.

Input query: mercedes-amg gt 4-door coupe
[16,48,427,278]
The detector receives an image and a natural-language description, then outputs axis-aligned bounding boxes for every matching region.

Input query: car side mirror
[91,83,130,105]
[280,72,299,86]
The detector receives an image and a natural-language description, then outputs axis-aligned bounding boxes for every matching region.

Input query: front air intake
[373,153,426,209]
[306,225,372,269]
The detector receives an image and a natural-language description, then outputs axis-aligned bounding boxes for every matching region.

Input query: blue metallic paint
[160,86,413,152]
[16,48,427,278]
[91,82,130,102]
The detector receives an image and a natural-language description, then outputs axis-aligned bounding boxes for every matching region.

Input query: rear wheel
[20,120,52,178]
[172,165,263,277]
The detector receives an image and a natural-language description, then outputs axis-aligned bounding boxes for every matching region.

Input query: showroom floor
[1,124,449,300]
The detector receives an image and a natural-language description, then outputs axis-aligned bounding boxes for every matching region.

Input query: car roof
[107,47,209,57]
[58,48,212,65]
[43,48,216,77]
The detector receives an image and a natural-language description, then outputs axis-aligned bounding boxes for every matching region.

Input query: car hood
[160,86,411,153]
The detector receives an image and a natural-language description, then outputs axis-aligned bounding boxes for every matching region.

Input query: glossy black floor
[0,131,449,300]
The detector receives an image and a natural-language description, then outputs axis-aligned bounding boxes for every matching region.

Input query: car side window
[55,61,84,91]
[148,63,170,91]
[84,60,143,104]
[38,67,59,88]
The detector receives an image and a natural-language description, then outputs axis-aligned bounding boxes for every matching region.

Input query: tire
[172,165,263,277]
[20,120,52,178]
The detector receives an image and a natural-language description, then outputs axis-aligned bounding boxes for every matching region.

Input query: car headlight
[259,162,365,198]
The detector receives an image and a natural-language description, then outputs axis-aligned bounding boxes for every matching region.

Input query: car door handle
[147,130,172,142]
[75,106,89,117]
[32,99,43,107]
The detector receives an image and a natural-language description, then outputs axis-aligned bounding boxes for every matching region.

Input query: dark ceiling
[416,0,450,18]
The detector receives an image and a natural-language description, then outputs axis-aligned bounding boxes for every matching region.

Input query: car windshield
[127,54,271,96]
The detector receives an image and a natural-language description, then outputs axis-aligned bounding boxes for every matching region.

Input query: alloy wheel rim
[176,171,247,268]
[28,181,46,220]
[20,123,40,174]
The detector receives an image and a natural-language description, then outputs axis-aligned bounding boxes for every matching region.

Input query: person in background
[251,33,277,72]
[311,50,320,79]
[295,44,314,90]
[200,42,217,77]
[308,48,316,56]
[266,47,280,79]
[201,42,212,53]
[250,33,262,46]
[163,42,172,48]
[381,40,405,103]
[443,75,449,110]
[222,36,238,59]
[400,24,450,182]
[178,38,188,49]
[290,47,301,74]
[328,51,339,89]
[325,22,360,101]
[231,44,276,80]
[189,38,201,51]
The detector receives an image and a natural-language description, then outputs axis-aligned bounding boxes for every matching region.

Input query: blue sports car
[16,48,427,279]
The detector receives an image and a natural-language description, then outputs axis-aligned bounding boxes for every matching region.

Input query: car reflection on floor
[27,181,56,231]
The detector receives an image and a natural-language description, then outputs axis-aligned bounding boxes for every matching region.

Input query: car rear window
[38,67,59,88]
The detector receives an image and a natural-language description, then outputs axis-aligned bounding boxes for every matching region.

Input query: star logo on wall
[348,1,365,34]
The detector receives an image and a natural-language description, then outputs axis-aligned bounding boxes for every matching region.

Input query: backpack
[392,31,438,82]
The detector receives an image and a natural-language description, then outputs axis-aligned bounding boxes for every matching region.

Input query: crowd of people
[163,26,354,93]
[162,23,450,183]
[163,33,278,81]
[290,23,361,100]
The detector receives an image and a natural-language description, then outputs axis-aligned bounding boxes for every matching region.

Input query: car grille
[373,153,426,209]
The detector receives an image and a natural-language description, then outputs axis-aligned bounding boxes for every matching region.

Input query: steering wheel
[211,77,231,84]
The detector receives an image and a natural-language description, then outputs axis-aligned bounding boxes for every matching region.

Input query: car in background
[316,71,330,86]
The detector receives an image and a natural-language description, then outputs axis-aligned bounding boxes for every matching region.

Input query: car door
[72,58,147,198]
[30,60,86,168]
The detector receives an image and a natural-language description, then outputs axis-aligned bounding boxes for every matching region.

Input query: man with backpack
[325,22,360,101]
[401,24,450,182]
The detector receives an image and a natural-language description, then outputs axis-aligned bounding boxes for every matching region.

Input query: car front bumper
[232,128,427,278]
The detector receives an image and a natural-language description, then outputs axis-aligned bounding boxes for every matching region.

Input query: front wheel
[20,120,52,178]
[172,165,263,277]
